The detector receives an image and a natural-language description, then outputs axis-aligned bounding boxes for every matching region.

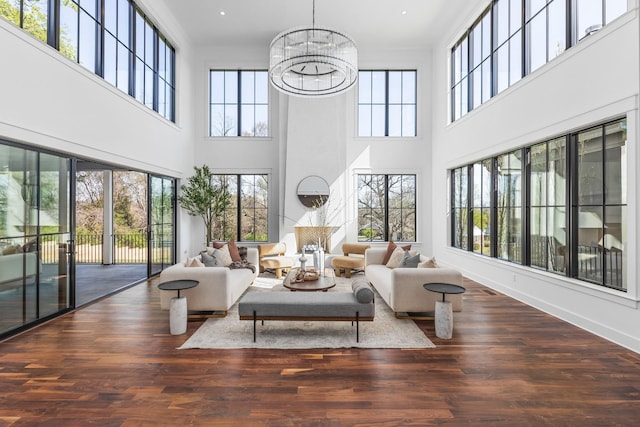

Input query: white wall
[190,44,433,256]
[430,7,640,352]
[0,4,197,260]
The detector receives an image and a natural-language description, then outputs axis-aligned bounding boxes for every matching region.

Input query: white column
[169,296,187,335]
[103,170,113,265]
[435,300,453,339]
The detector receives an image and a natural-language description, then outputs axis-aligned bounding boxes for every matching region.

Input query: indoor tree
[178,165,231,245]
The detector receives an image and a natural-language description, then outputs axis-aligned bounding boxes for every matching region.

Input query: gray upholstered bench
[238,279,375,342]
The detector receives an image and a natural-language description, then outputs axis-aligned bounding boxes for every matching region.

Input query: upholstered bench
[238,279,375,342]
[331,243,370,278]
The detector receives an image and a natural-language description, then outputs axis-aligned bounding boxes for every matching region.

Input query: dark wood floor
[1,276,639,426]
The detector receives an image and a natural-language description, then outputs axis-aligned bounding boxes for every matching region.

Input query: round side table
[158,279,199,335]
[423,283,466,339]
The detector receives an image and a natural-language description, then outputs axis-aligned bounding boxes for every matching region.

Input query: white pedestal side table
[423,283,466,339]
[158,279,199,335]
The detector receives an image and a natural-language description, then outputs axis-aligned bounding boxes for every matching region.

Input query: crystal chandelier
[268,0,358,97]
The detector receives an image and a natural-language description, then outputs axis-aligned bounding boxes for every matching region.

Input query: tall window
[450,118,626,291]
[211,174,268,242]
[575,121,626,289]
[451,0,627,122]
[529,137,567,274]
[496,149,523,263]
[451,166,470,250]
[575,0,627,42]
[472,160,493,255]
[358,174,416,242]
[526,0,566,74]
[493,0,523,94]
[358,71,416,137]
[1,0,176,122]
[209,70,269,137]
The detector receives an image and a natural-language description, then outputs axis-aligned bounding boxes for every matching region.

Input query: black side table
[423,283,466,339]
[158,280,199,335]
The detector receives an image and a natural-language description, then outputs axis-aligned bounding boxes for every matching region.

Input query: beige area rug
[178,274,435,350]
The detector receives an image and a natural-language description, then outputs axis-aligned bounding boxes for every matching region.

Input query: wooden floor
[1,276,639,426]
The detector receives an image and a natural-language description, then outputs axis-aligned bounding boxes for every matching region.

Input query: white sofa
[364,247,463,315]
[0,252,38,285]
[159,247,258,314]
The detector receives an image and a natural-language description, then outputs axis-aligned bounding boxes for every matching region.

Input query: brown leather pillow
[227,239,241,262]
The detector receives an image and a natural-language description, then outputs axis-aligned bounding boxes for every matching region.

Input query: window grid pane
[358,174,416,242]
[209,70,269,137]
[359,70,416,137]
[450,118,626,291]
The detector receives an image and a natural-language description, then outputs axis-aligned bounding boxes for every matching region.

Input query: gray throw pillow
[352,279,374,304]
[399,251,421,268]
[201,251,223,267]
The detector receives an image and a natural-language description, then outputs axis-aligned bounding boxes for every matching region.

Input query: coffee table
[157,279,199,335]
[423,283,466,339]
[283,267,336,292]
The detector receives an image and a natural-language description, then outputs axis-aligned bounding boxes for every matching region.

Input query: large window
[575,121,626,289]
[1,0,175,122]
[451,0,627,122]
[211,174,268,242]
[526,0,567,74]
[496,149,523,263]
[493,0,522,95]
[450,118,627,291]
[529,137,567,274]
[472,160,493,256]
[358,71,417,137]
[209,70,269,137]
[451,166,470,250]
[358,174,416,242]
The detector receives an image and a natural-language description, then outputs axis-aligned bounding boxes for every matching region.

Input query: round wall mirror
[297,175,329,208]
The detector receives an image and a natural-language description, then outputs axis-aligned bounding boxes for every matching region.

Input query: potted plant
[177,165,231,245]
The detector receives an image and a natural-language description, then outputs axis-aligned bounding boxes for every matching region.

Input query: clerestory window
[209,70,269,137]
[358,70,417,137]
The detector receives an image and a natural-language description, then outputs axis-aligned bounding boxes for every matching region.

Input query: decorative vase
[299,252,307,271]
[313,248,325,275]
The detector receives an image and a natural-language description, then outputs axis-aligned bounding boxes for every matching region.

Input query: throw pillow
[352,280,374,304]
[399,252,421,268]
[214,245,233,266]
[418,256,438,268]
[227,239,241,262]
[385,246,406,269]
[201,251,224,267]
[381,241,412,265]
[185,256,204,267]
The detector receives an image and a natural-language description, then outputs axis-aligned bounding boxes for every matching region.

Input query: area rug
[178,275,435,350]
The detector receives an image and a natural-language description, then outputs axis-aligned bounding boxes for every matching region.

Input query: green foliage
[178,165,231,244]
[359,228,376,239]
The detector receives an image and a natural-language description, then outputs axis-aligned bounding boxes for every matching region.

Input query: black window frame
[211,174,269,243]
[1,0,176,122]
[208,70,270,138]
[450,117,627,291]
[357,173,417,243]
[451,0,627,122]
[358,70,417,137]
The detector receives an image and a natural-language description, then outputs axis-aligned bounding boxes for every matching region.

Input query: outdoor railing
[36,234,148,264]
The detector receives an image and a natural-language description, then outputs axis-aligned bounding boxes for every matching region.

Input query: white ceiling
[158,0,470,49]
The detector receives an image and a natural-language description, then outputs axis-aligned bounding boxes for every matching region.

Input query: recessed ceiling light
[401,10,407,15]
[220,11,226,16]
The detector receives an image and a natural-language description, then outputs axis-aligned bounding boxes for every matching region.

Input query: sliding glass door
[0,144,72,336]
[149,175,175,276]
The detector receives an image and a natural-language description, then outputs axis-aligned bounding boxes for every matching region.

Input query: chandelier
[268,0,358,97]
